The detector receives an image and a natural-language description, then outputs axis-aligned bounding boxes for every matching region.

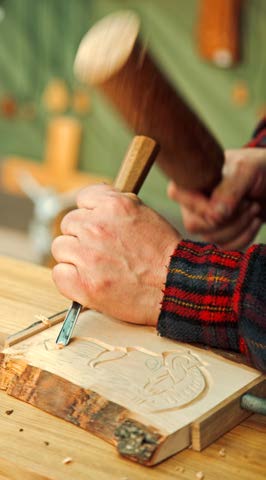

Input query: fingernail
[213,203,230,218]
[205,203,230,225]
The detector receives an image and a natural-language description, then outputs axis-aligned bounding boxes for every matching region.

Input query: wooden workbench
[0,255,265,480]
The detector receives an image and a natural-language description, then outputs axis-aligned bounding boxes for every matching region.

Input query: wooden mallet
[74,10,224,193]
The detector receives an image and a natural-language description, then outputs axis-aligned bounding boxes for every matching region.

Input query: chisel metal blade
[55,301,82,347]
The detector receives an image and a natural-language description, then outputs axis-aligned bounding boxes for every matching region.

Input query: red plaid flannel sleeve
[158,119,266,372]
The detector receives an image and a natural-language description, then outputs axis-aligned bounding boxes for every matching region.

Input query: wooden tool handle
[75,11,224,193]
[114,136,159,194]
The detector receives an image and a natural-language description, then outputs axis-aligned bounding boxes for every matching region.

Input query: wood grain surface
[0,255,266,478]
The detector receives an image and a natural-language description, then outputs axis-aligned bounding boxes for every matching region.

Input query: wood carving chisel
[56,135,159,347]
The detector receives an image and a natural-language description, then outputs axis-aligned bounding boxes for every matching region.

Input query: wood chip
[34,314,51,326]
[219,447,226,457]
[175,466,185,473]
[62,457,73,465]
[5,409,14,415]
[196,472,204,480]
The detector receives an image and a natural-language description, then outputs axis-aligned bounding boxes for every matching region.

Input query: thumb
[207,161,255,223]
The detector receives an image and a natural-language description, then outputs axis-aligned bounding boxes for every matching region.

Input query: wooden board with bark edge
[0,310,264,466]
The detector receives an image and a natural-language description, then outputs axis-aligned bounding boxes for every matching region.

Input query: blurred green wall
[0,0,265,238]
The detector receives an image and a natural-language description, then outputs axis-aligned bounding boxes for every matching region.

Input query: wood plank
[1,309,264,465]
[0,256,68,343]
[0,255,266,478]
[0,458,51,480]
[192,377,266,450]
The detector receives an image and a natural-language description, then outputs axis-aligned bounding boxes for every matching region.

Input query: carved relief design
[5,334,208,414]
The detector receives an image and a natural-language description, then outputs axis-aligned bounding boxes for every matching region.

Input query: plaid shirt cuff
[158,240,246,351]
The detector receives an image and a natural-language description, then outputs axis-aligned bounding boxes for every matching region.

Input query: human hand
[168,148,266,250]
[52,184,180,327]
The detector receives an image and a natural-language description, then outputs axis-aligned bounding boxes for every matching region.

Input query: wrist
[146,231,181,327]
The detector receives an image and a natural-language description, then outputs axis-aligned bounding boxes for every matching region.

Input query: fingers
[51,235,81,264]
[180,206,215,234]
[52,263,88,305]
[202,203,260,245]
[180,197,261,249]
[77,183,114,209]
[215,218,262,250]
[167,181,210,219]
[206,149,258,224]
[60,208,91,236]
[207,174,254,224]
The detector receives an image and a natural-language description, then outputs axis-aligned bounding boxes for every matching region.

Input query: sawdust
[5,409,14,415]
[196,472,204,480]
[219,447,226,457]
[175,466,185,473]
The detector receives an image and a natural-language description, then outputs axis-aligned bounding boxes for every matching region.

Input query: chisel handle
[56,135,159,346]
[114,135,159,193]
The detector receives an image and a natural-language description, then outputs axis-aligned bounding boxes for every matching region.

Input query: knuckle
[51,235,63,257]
[60,210,75,233]
[183,217,198,234]
[91,276,111,296]
[108,194,136,214]
[77,184,112,207]
[106,195,121,213]
[76,187,88,206]
[89,222,107,237]
[51,264,62,284]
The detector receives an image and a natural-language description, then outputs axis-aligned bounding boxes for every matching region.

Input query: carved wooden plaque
[0,310,264,465]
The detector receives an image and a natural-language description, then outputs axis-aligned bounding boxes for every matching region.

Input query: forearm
[158,240,266,372]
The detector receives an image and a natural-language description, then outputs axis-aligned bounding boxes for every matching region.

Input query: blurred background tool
[1,116,109,265]
[197,0,243,68]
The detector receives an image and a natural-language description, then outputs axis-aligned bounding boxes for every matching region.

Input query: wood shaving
[62,457,73,465]
[5,409,14,415]
[175,466,185,473]
[196,472,204,480]
[34,314,51,326]
[219,448,226,457]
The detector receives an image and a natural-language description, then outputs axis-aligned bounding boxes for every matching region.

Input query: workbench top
[0,255,265,480]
